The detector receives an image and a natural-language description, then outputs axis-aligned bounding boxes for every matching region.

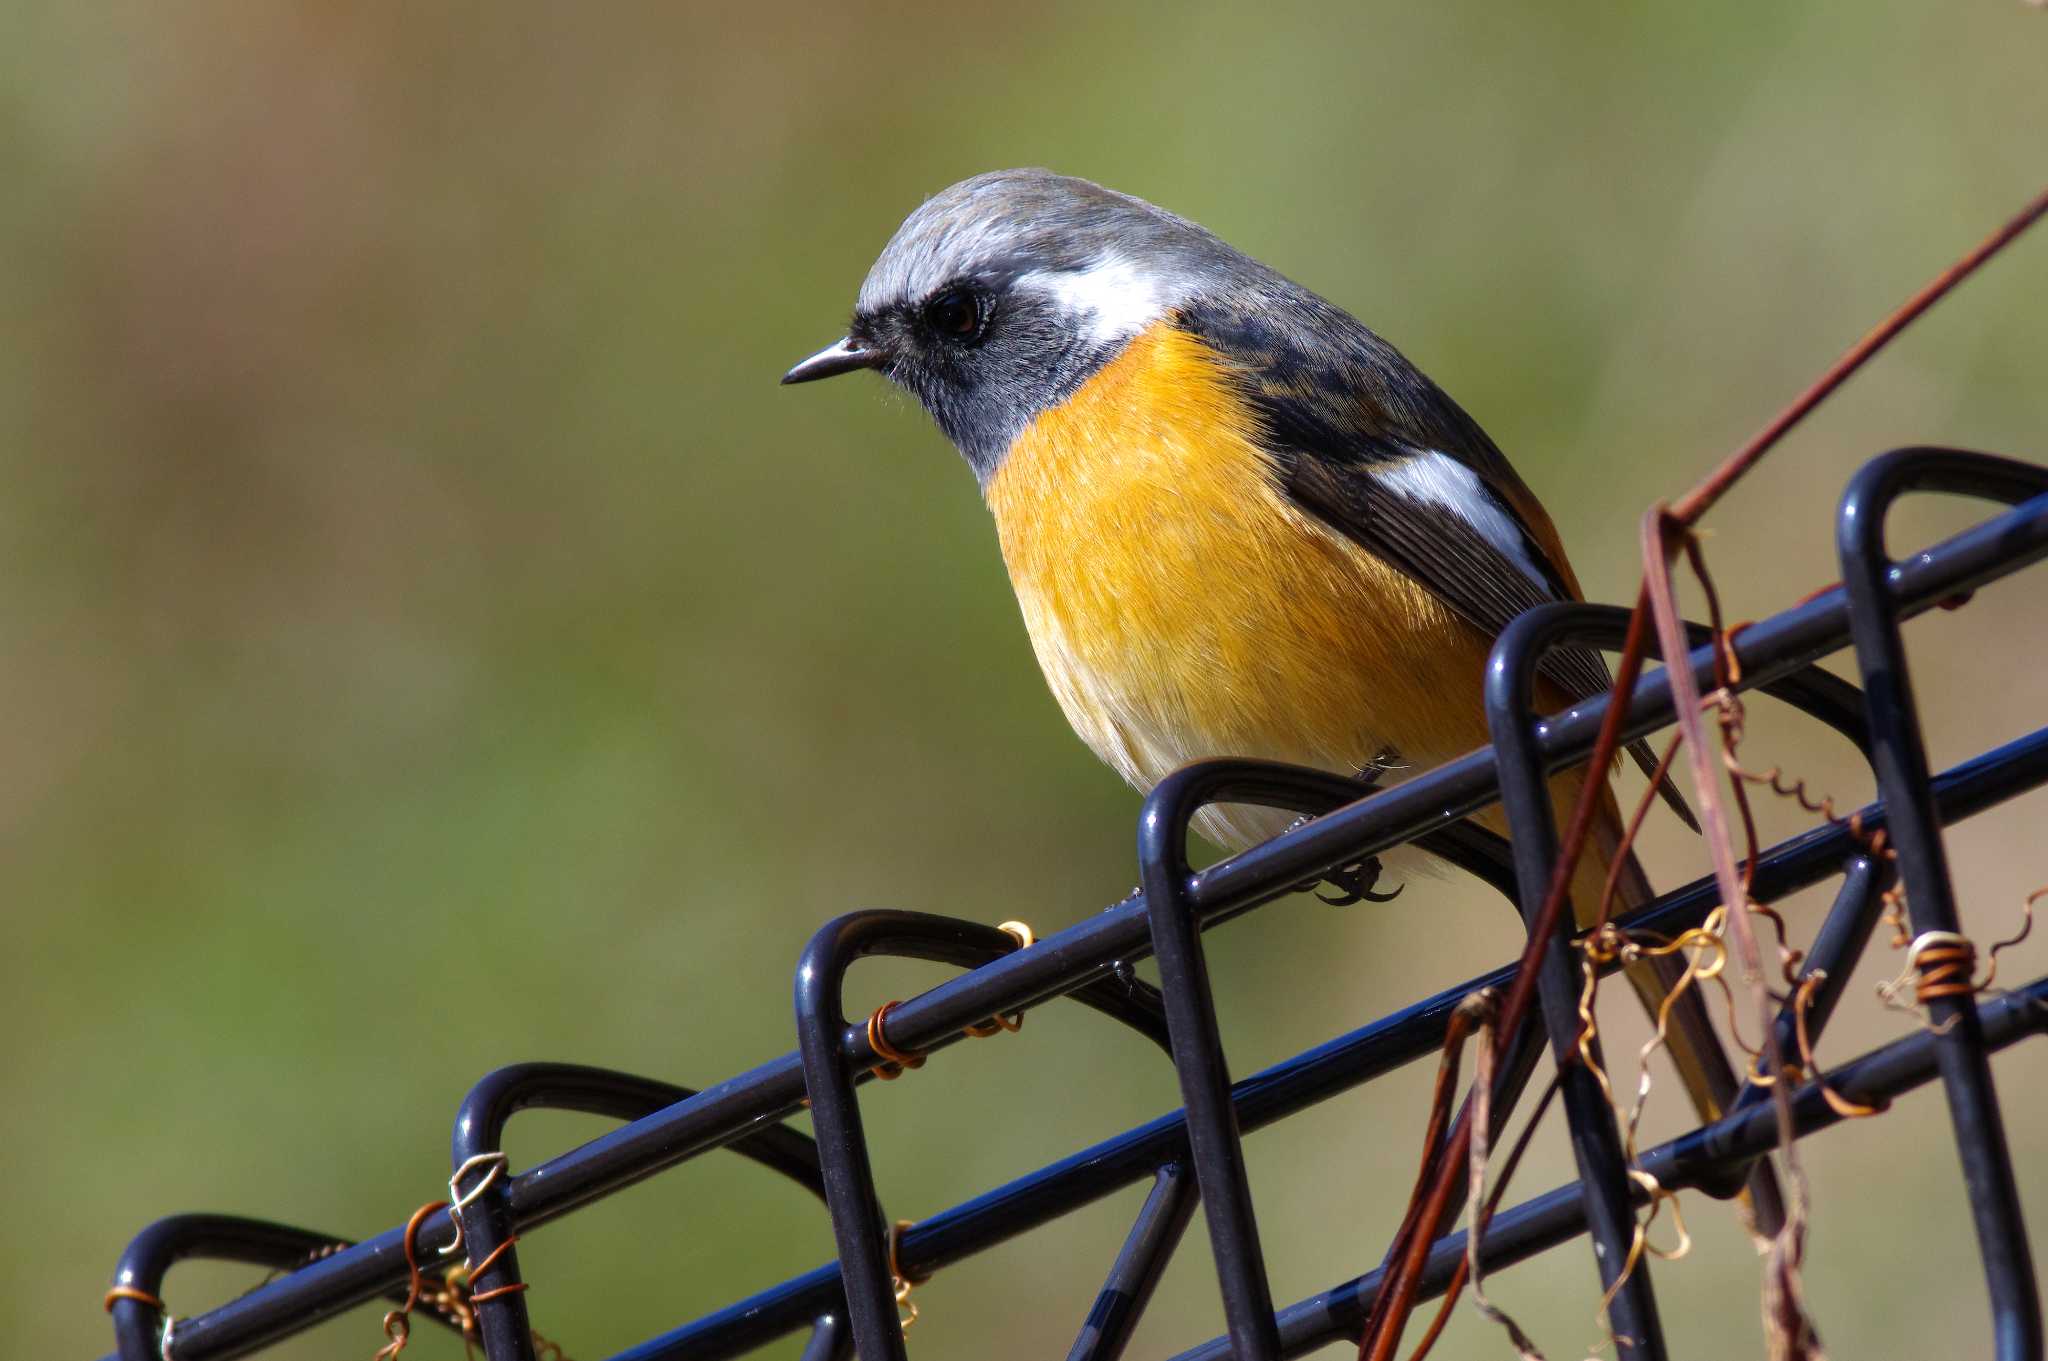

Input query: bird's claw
[1316,856,1403,906]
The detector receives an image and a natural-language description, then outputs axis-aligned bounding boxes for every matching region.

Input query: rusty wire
[1646,523,1823,1360]
[889,1218,926,1336]
[359,1188,577,1361]
[1666,185,2048,527]
[1455,990,1545,1361]
[1881,888,2045,1009]
[372,1201,445,1361]
[1722,736,1904,965]
[1791,972,1886,1120]
[1357,179,2048,1361]
[1396,992,1566,1361]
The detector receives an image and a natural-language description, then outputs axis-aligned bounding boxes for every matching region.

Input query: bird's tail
[1561,769,1787,1237]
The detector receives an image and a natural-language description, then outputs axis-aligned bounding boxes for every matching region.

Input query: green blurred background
[7,3,2046,1357]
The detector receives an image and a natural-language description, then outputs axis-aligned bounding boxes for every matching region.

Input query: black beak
[781,336,882,385]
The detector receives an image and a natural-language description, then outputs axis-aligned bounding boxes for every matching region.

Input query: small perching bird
[785,169,1773,1219]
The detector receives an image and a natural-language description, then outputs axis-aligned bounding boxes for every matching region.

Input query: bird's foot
[1317,856,1403,906]
[1353,745,1405,789]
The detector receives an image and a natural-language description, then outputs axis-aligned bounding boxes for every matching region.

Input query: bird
[783,168,1774,1224]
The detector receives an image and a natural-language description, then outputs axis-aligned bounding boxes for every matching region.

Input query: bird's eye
[923,288,982,340]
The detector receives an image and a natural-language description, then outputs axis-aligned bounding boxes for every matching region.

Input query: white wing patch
[1377,451,1553,593]
[1025,255,1169,347]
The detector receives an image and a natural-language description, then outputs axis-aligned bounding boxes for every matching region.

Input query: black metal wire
[1142,770,1301,1361]
[627,721,2048,1361]
[449,1063,837,1361]
[105,1215,471,1361]
[1137,764,1520,1361]
[1837,448,2048,1361]
[1167,974,2048,1361]
[1066,1162,1200,1361]
[100,450,2048,1361]
[1730,852,1894,1120]
[1484,604,1672,1354]
[795,910,1179,1361]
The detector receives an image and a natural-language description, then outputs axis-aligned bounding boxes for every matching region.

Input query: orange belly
[983,320,1499,851]
[984,319,1729,1121]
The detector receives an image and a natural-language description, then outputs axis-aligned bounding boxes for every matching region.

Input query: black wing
[1179,293,1695,829]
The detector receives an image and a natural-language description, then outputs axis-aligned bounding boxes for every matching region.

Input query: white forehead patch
[1377,451,1553,592]
[1023,254,1170,347]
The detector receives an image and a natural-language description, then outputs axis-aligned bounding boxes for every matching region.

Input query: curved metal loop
[105,1215,468,1361]
[1485,604,1889,1194]
[1133,758,1521,1361]
[454,1063,831,1198]
[792,908,1178,1361]
[1483,603,1685,1353]
[448,1062,839,1361]
[1837,446,2048,1361]
[1484,601,1875,765]
[1838,445,2048,571]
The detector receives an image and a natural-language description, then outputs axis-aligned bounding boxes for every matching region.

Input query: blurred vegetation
[5,3,2046,1358]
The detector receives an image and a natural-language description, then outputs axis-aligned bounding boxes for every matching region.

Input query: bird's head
[783,169,1261,481]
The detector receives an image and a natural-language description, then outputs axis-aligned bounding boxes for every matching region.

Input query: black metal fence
[103,447,2048,1361]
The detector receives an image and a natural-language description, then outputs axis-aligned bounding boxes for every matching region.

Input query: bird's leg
[1303,747,1408,905]
[1316,857,1402,906]
[1355,744,1406,788]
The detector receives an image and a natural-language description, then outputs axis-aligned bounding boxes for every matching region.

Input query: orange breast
[983,321,1499,850]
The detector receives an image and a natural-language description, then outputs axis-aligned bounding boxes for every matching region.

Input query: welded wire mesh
[102,447,2048,1361]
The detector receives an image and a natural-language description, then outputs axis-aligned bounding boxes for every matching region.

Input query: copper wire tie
[962,919,1035,1038]
[104,1283,181,1360]
[866,1001,926,1079]
[1910,932,1980,1003]
[888,1218,925,1334]
[465,1233,530,1305]
[441,1150,509,1260]
[867,920,1037,1076]
[104,1285,164,1313]
[375,1198,447,1361]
